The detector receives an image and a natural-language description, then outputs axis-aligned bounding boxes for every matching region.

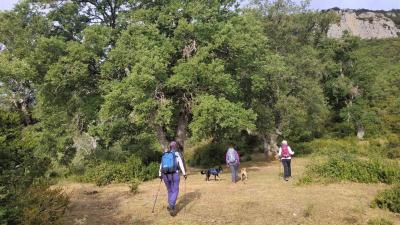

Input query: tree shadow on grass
[175,190,201,214]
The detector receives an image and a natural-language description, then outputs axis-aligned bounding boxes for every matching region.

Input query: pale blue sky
[1,0,400,11]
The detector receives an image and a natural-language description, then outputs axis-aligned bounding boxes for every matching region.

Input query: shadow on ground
[175,189,201,214]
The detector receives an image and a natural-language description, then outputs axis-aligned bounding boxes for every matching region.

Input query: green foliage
[17,185,69,225]
[46,2,89,40]
[190,95,256,141]
[129,179,141,194]
[304,152,400,184]
[241,154,252,162]
[246,1,334,143]
[367,218,394,225]
[188,142,227,168]
[321,38,400,138]
[0,110,56,224]
[81,155,158,186]
[372,186,400,213]
[303,136,400,158]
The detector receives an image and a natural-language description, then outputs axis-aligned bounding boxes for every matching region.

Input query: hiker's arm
[278,147,282,156]
[236,151,240,165]
[288,146,294,155]
[176,154,186,175]
[158,164,162,177]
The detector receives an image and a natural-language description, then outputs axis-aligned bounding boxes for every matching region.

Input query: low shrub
[385,135,400,159]
[188,142,226,167]
[241,154,252,162]
[367,218,393,225]
[386,147,400,159]
[297,174,314,185]
[17,185,69,225]
[81,155,158,186]
[297,138,360,156]
[129,179,141,194]
[372,185,400,213]
[303,153,400,184]
[296,135,400,159]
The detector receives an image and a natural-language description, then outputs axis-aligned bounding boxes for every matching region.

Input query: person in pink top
[226,144,240,183]
[278,140,295,181]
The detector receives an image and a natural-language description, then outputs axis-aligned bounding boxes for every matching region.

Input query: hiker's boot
[167,205,172,212]
[169,206,177,216]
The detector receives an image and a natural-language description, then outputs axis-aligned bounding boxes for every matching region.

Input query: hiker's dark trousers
[229,164,238,183]
[162,172,180,207]
[281,158,291,178]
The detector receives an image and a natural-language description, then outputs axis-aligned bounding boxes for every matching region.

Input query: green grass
[368,218,394,225]
[372,185,400,213]
[298,152,400,185]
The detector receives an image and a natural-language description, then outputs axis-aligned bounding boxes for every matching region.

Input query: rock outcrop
[327,9,400,39]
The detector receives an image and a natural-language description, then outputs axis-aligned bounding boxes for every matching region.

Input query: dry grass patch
[60,158,400,225]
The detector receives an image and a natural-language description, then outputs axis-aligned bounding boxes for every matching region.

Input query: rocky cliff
[327,9,400,39]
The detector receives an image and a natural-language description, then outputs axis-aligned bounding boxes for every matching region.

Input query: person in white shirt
[158,141,187,216]
[278,140,294,181]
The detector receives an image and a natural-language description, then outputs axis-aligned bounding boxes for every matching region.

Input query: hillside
[60,157,399,225]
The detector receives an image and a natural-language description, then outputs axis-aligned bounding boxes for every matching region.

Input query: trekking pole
[184,176,187,215]
[151,179,162,213]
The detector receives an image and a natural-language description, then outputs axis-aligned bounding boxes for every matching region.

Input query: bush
[385,135,400,159]
[241,154,252,162]
[141,162,160,181]
[386,147,400,159]
[297,174,314,185]
[297,136,400,159]
[188,142,226,167]
[368,218,394,225]
[129,179,141,194]
[372,186,400,213]
[17,185,69,225]
[297,138,360,156]
[303,152,400,184]
[81,155,158,186]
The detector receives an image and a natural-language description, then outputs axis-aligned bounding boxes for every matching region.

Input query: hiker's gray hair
[282,140,288,145]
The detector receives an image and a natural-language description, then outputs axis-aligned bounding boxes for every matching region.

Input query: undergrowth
[372,185,400,213]
[76,155,158,186]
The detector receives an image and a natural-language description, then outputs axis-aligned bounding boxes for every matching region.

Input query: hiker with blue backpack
[278,140,294,181]
[159,141,187,216]
[226,144,240,183]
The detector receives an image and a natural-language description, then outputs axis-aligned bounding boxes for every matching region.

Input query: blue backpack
[161,151,178,174]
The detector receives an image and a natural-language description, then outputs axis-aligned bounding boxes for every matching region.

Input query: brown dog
[240,168,248,183]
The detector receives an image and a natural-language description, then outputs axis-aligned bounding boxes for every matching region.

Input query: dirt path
[61,158,400,225]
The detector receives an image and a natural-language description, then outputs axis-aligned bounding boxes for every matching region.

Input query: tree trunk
[262,136,270,160]
[263,133,279,161]
[176,110,188,152]
[269,133,279,159]
[154,124,169,150]
[357,124,365,140]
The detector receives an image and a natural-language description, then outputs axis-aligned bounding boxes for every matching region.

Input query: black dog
[200,166,223,181]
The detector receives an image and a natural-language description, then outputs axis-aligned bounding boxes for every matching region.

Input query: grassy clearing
[60,156,400,225]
